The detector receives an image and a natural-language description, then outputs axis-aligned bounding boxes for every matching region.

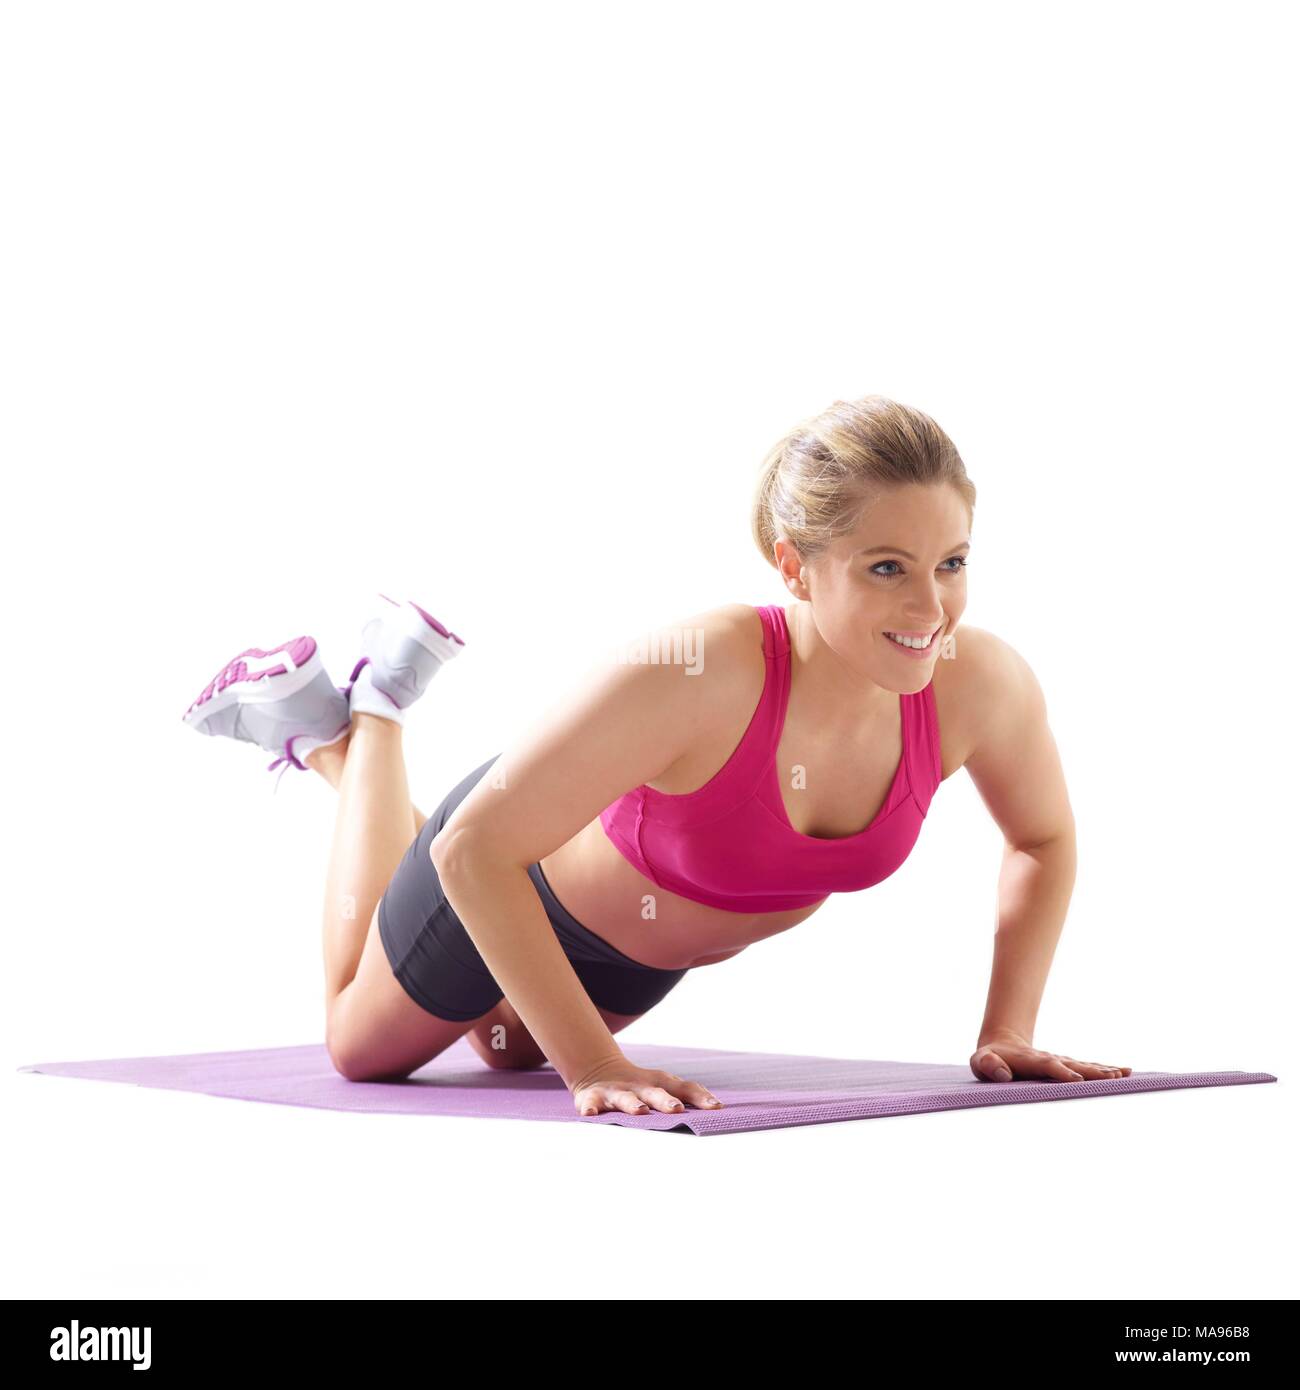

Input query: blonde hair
[752,394,976,570]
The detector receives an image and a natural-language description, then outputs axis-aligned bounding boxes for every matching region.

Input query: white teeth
[886,629,937,649]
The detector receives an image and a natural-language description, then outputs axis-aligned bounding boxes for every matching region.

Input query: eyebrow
[857,540,972,561]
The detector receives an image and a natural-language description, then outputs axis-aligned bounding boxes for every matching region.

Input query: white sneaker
[342,595,466,723]
[181,635,351,789]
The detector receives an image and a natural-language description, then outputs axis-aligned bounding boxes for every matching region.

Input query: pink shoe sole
[182,636,320,726]
[380,593,466,647]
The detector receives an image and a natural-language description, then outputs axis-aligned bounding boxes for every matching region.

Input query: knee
[326,1027,393,1084]
[330,1049,413,1083]
[327,1039,369,1083]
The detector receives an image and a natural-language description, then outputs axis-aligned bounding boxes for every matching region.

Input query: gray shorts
[378,755,690,1022]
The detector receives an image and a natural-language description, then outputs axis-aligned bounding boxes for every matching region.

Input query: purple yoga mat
[17,1038,1277,1135]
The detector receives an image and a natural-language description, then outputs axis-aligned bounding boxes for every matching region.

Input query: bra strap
[758,603,790,658]
[755,605,792,771]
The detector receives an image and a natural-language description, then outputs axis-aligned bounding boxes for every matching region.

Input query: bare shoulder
[604,600,763,690]
[625,600,771,791]
[586,599,761,726]
[638,597,769,710]
[660,601,768,667]
[931,623,1046,777]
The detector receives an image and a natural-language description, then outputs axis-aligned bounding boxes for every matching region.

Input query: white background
[3,0,1295,1300]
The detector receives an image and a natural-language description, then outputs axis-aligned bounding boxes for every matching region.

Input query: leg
[467,997,644,1070]
[328,916,643,1082]
[307,713,420,1002]
[305,721,487,1080]
[328,902,482,1081]
[305,731,428,834]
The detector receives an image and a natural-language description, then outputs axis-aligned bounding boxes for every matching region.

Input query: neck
[783,602,899,730]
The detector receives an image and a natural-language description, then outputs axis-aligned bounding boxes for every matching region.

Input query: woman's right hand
[571,1057,723,1117]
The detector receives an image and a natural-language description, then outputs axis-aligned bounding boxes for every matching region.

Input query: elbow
[1006,825,1076,856]
[430,825,519,884]
[429,825,474,881]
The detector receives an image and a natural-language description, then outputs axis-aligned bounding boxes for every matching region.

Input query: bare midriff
[538,819,826,971]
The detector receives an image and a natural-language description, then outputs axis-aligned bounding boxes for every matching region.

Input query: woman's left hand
[970,1032,1132,1084]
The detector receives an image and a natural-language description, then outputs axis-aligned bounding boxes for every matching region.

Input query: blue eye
[870,556,969,578]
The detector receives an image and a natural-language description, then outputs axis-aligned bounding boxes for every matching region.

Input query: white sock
[293,723,351,761]
[348,663,405,725]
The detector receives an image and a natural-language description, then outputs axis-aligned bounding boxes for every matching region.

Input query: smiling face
[776,482,971,689]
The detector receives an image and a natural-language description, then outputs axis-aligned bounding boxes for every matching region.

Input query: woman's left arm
[957,631,1132,1084]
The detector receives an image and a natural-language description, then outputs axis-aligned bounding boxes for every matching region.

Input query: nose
[904,576,946,627]
[902,602,945,629]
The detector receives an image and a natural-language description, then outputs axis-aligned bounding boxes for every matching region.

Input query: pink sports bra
[598,603,944,912]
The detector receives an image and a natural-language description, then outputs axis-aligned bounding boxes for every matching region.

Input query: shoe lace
[266,742,308,795]
[266,713,351,794]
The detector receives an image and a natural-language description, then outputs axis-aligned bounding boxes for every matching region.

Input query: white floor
[5,1049,1292,1301]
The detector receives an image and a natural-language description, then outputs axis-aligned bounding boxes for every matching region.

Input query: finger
[638,1086,686,1114]
[649,1072,722,1110]
[681,1081,724,1109]
[610,1088,651,1115]
[1045,1055,1085,1082]
[1070,1060,1123,1079]
[975,1050,1014,1082]
[1061,1057,1124,1080]
[574,1090,605,1117]
[656,1073,728,1106]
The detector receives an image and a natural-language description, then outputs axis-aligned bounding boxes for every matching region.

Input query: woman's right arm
[430,606,749,1116]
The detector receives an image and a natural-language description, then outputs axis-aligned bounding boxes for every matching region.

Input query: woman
[183,395,1131,1119]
